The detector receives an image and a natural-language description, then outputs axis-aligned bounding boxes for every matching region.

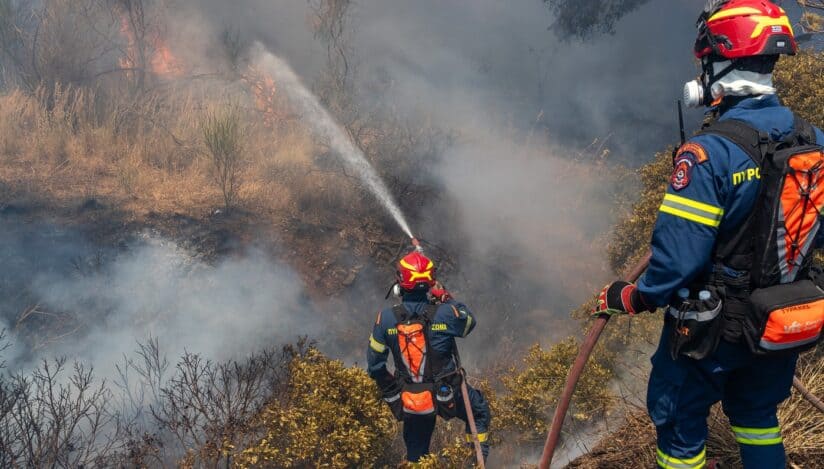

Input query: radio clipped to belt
[667,285,725,360]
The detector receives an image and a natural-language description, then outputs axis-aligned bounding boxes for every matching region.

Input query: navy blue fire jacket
[367,291,476,387]
[637,95,824,307]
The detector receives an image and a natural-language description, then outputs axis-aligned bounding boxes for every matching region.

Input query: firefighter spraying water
[367,247,490,467]
[251,46,492,465]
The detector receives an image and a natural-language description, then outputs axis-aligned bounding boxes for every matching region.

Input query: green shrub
[236,349,397,468]
[496,338,614,440]
[203,107,245,210]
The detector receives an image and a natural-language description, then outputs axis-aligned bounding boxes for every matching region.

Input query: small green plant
[203,107,245,211]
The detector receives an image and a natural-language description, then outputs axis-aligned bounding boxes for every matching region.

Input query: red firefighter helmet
[694,0,797,60]
[396,251,436,291]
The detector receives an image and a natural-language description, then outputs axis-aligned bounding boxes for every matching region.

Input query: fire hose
[538,251,824,469]
[454,347,486,469]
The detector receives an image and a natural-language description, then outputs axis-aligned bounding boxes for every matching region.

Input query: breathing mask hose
[538,251,824,468]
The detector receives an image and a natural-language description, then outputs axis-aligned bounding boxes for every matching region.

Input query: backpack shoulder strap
[697,118,770,166]
[422,304,439,323]
[793,115,817,145]
[391,304,409,323]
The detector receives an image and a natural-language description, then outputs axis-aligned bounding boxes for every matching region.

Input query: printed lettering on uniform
[430,323,448,331]
[732,167,761,185]
[387,328,398,336]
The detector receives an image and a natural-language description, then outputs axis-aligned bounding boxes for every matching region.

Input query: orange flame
[242,66,284,128]
[118,13,184,79]
[150,43,183,77]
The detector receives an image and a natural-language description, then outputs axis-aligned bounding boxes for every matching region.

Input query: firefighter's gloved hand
[430,282,451,303]
[594,281,650,316]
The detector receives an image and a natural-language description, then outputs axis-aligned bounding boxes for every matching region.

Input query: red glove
[594,281,651,316]
[430,282,451,303]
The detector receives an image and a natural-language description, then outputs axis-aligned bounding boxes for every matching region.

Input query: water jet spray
[254,46,415,240]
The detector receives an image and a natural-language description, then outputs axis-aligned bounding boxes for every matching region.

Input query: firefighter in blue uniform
[595,2,824,468]
[367,250,491,463]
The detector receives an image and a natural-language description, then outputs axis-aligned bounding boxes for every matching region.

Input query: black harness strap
[697,116,816,263]
[697,118,770,166]
[793,115,817,145]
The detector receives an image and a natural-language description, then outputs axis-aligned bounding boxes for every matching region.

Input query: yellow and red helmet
[397,251,436,291]
[694,0,797,60]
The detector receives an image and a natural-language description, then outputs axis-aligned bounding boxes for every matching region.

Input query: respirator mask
[385,282,403,299]
[683,56,736,108]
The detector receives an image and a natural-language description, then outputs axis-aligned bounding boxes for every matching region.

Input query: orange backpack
[391,304,458,418]
[706,116,824,354]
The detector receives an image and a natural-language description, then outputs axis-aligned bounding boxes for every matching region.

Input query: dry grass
[0,80,358,226]
[0,74,439,298]
[568,351,824,468]
[0,84,213,215]
[779,351,824,466]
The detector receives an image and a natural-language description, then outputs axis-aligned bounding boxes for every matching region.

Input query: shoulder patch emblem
[671,152,696,191]
[675,142,708,164]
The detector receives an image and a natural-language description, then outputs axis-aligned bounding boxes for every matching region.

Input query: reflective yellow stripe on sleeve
[369,334,386,353]
[462,314,473,337]
[659,193,724,228]
[656,447,706,469]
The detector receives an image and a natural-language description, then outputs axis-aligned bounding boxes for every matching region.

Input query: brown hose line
[538,252,651,469]
[453,347,485,468]
[793,376,824,413]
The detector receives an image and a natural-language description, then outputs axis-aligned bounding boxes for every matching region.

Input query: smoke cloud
[141,1,702,349]
[0,218,315,377]
[178,0,700,157]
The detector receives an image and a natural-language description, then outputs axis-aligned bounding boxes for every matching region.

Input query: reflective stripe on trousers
[657,447,706,469]
[731,425,783,446]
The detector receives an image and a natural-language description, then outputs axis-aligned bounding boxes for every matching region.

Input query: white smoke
[2,228,314,378]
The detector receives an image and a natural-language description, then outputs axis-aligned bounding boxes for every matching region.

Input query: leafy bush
[496,338,614,440]
[236,348,397,468]
[773,49,824,129]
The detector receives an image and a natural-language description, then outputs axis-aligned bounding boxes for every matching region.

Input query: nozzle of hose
[411,238,423,252]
